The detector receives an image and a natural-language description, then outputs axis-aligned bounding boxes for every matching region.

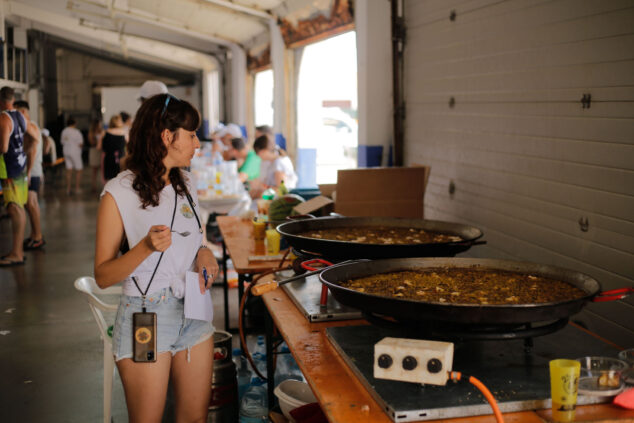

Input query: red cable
[449,371,505,423]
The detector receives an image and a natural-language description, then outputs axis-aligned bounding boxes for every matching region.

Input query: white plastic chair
[74,276,121,423]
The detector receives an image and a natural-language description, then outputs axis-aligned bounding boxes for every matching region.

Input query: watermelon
[269,194,305,222]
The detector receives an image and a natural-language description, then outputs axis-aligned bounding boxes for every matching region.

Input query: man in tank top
[15,100,46,250]
[0,87,40,265]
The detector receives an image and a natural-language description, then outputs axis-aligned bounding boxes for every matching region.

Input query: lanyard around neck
[132,189,178,311]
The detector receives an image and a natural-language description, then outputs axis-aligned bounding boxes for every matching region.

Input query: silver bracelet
[198,244,211,253]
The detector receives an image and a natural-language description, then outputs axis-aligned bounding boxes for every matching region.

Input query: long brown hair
[88,118,103,145]
[126,94,200,208]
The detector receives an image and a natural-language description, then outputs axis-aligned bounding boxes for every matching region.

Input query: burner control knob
[427,358,442,373]
[402,356,417,371]
[378,354,393,369]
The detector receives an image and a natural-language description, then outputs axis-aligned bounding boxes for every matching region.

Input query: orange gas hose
[449,371,505,423]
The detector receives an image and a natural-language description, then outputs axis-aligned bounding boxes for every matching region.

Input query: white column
[0,1,6,79]
[202,67,220,137]
[269,19,287,146]
[229,43,247,125]
[28,88,39,127]
[356,0,392,166]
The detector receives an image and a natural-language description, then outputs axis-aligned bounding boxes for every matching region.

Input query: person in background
[120,111,132,142]
[60,116,84,195]
[94,93,217,422]
[14,101,46,251]
[230,137,260,182]
[0,86,39,266]
[254,124,273,140]
[251,134,297,198]
[138,80,168,103]
[100,114,127,182]
[213,123,243,160]
[88,118,105,193]
[41,128,57,165]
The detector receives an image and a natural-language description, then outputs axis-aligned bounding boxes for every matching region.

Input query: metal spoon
[171,230,191,237]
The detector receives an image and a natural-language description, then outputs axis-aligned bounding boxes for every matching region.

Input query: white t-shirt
[260,156,297,189]
[102,170,203,297]
[60,126,83,156]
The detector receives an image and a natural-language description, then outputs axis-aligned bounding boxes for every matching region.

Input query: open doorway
[254,68,274,128]
[297,31,358,184]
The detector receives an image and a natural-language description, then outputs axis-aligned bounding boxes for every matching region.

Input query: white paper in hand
[185,271,214,322]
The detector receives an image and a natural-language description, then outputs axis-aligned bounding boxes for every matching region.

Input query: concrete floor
[0,172,240,422]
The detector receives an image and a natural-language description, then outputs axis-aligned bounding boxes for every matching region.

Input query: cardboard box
[293,195,334,216]
[318,183,337,199]
[334,166,430,218]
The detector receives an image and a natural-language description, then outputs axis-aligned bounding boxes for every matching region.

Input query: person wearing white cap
[138,80,168,102]
[216,123,243,160]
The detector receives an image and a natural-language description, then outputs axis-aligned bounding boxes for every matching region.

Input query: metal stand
[265,308,276,411]
[222,239,230,332]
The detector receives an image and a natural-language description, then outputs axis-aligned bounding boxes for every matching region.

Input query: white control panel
[374,337,454,386]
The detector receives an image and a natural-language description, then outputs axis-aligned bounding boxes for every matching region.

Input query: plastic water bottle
[212,150,223,166]
[233,349,252,401]
[246,336,265,379]
[239,379,268,422]
[275,342,303,384]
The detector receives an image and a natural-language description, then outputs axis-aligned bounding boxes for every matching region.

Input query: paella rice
[340,267,587,305]
[298,226,462,244]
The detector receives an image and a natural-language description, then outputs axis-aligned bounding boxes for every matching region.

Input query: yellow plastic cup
[549,359,581,422]
[252,219,266,241]
[266,228,281,255]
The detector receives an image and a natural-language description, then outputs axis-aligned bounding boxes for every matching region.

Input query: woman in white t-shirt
[251,134,297,197]
[60,117,84,194]
[94,94,218,422]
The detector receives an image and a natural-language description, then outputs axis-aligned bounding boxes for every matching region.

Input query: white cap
[217,123,243,139]
[138,80,168,100]
[41,128,50,137]
[210,123,225,136]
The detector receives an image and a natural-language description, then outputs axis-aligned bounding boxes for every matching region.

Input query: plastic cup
[266,229,281,255]
[252,219,266,241]
[550,359,581,422]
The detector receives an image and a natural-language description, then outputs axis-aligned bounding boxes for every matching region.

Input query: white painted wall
[355,0,392,159]
[101,85,201,126]
[56,48,174,115]
[403,0,634,345]
[56,48,201,129]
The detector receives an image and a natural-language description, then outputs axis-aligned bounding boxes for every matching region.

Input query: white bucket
[273,379,317,422]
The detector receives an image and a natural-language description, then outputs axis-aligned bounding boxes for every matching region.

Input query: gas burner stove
[362,312,569,343]
[275,269,363,322]
[326,324,617,422]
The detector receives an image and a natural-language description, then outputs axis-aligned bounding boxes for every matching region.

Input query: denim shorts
[112,287,214,362]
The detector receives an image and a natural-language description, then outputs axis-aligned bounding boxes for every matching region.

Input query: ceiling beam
[71,0,240,47]
[36,31,197,84]
[6,1,217,72]
[200,0,275,21]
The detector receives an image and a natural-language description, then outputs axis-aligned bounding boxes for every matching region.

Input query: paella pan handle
[592,287,634,302]
[251,259,360,296]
